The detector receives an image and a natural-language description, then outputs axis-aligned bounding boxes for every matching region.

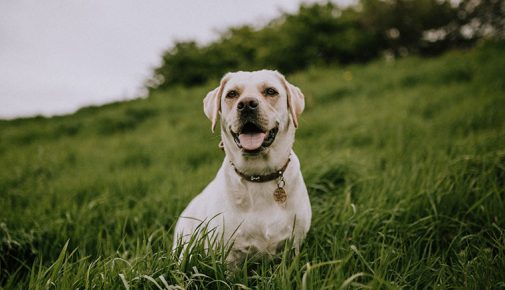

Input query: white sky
[0,0,352,119]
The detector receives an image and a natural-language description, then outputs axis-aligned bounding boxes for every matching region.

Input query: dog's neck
[224,147,292,176]
[229,156,291,183]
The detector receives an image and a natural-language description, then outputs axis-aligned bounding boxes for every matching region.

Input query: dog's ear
[203,74,230,132]
[203,88,220,132]
[287,84,305,128]
[278,73,305,128]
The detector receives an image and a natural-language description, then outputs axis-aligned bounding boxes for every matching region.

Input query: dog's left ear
[278,73,305,128]
[203,74,230,132]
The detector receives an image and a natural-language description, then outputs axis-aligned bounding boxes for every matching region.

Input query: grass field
[1,41,504,289]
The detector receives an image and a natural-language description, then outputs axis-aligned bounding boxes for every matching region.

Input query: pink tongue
[239,133,266,150]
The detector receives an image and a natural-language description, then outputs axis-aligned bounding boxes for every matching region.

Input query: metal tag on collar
[273,171,287,205]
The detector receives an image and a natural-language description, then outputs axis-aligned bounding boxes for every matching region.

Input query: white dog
[173,70,311,263]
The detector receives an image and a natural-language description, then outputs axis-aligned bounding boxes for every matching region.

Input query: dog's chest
[232,206,294,255]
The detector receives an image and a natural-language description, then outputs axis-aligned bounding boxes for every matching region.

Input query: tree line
[146,0,504,90]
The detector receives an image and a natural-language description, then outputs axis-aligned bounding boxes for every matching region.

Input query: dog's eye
[226,90,239,99]
[264,87,278,96]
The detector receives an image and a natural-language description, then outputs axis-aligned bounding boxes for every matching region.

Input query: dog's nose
[237,97,259,112]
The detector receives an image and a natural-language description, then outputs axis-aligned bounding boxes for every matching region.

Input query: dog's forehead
[225,71,284,90]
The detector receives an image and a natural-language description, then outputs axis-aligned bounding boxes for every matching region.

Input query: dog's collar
[230,157,291,183]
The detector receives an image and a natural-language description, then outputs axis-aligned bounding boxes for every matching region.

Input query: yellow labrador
[173,70,311,262]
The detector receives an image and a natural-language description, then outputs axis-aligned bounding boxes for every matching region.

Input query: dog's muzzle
[230,97,279,154]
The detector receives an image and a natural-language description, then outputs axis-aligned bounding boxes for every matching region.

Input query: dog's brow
[225,85,242,94]
[231,82,245,90]
[258,82,277,90]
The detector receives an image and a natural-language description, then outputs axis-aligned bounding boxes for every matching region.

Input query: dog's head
[203,70,304,173]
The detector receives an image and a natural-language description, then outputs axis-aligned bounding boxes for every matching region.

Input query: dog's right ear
[203,74,230,133]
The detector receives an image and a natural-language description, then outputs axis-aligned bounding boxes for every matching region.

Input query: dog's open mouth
[231,122,278,153]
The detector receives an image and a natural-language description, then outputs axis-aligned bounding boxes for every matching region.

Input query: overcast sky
[0,0,352,119]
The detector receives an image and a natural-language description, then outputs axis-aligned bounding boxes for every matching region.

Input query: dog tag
[273,187,287,204]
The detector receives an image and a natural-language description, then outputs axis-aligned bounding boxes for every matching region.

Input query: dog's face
[204,70,304,173]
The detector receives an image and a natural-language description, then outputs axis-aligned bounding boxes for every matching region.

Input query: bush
[146,0,504,89]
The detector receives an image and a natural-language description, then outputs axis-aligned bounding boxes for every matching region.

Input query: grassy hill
[1,41,504,289]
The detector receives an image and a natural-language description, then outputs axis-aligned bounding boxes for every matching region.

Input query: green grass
[1,40,504,289]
